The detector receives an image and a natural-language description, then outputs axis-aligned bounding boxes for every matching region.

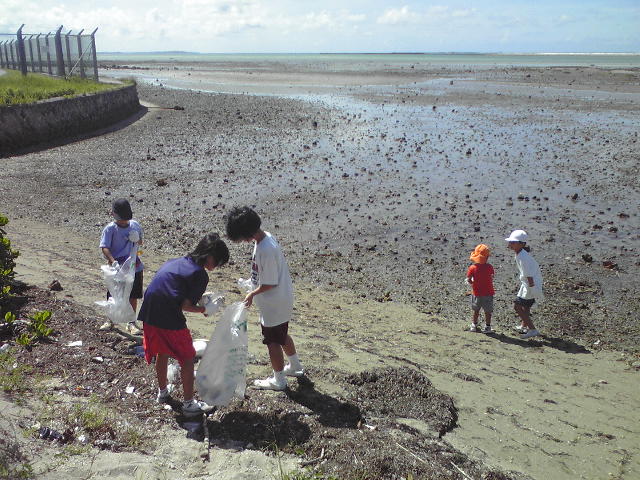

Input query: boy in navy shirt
[138,233,229,416]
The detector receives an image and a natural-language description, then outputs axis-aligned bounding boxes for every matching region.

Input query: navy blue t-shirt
[138,256,208,330]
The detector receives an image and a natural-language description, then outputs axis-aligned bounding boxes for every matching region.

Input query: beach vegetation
[0,70,125,106]
[0,350,32,394]
[0,426,34,479]
[9,310,54,348]
[36,395,153,451]
[0,213,19,312]
[5,311,16,324]
[29,310,54,340]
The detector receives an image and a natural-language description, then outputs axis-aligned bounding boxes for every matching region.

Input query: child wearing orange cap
[466,244,495,333]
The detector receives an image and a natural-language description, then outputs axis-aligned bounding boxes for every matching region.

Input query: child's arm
[465,265,474,285]
[244,284,276,307]
[181,298,206,315]
[101,247,116,265]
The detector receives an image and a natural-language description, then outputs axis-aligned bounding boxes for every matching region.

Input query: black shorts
[261,322,289,346]
[107,270,144,300]
[515,296,535,307]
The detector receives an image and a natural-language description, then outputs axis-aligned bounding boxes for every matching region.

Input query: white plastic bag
[95,242,138,324]
[237,277,253,292]
[195,302,248,406]
[198,291,225,316]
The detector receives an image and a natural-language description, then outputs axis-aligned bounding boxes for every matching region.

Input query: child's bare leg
[515,303,535,330]
[181,357,195,400]
[155,353,169,390]
[514,303,526,328]
[267,343,285,372]
[484,311,492,326]
[129,298,138,312]
[283,335,297,357]
[472,310,480,325]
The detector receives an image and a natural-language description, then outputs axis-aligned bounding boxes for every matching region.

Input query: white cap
[505,229,528,242]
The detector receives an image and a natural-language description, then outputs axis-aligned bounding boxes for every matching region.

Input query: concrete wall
[0,84,140,156]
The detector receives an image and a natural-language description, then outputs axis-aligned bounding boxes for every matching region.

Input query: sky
[1,0,638,53]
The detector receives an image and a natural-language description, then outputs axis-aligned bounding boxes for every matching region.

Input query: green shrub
[29,310,53,339]
[0,214,19,313]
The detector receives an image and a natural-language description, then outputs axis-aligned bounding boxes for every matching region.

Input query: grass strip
[0,70,126,106]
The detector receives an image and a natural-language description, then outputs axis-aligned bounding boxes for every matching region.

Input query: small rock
[48,280,63,291]
[582,254,593,263]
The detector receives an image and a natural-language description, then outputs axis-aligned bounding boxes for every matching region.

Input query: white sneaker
[99,321,113,331]
[282,364,305,377]
[126,323,142,335]
[157,388,172,404]
[470,323,479,332]
[513,324,528,334]
[482,325,494,334]
[253,376,287,391]
[520,329,540,339]
[182,399,215,415]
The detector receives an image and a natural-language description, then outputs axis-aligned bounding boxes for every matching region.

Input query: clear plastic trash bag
[195,302,248,407]
[95,243,137,324]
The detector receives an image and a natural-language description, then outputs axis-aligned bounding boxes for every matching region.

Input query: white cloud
[1,1,637,53]
[377,6,421,25]
[376,5,477,25]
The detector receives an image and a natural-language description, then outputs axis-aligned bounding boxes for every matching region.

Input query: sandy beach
[1,58,639,479]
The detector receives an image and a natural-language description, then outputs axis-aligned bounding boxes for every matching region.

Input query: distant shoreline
[96,51,640,69]
[98,50,640,56]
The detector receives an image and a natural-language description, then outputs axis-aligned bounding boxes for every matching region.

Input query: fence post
[90,27,99,82]
[0,41,5,68]
[36,34,43,72]
[45,33,52,74]
[17,24,28,75]
[64,30,73,75]
[27,35,35,72]
[54,26,65,76]
[75,29,85,78]
[1,42,7,69]
[9,40,16,69]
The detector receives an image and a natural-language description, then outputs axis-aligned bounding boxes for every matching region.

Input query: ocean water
[97,52,640,68]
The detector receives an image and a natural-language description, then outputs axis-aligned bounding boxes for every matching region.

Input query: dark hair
[189,233,229,267]
[112,198,133,221]
[225,206,261,241]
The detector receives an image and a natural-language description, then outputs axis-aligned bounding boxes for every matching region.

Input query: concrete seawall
[0,84,141,156]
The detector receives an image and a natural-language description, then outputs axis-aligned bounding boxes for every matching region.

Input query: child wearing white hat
[505,229,543,339]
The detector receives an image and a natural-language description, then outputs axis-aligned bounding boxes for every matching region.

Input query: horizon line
[97,50,640,56]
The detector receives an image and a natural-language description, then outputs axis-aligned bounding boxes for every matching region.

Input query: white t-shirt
[515,249,544,300]
[251,232,294,327]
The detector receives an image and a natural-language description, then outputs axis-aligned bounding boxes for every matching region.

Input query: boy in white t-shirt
[505,229,544,339]
[226,206,304,391]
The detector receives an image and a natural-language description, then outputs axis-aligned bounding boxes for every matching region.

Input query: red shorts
[261,322,289,346]
[143,323,195,367]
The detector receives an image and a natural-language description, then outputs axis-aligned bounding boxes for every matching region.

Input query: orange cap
[470,244,490,264]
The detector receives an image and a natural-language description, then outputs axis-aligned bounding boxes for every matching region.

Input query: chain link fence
[0,25,99,81]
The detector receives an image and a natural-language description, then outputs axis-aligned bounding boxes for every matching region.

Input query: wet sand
[2,59,639,479]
